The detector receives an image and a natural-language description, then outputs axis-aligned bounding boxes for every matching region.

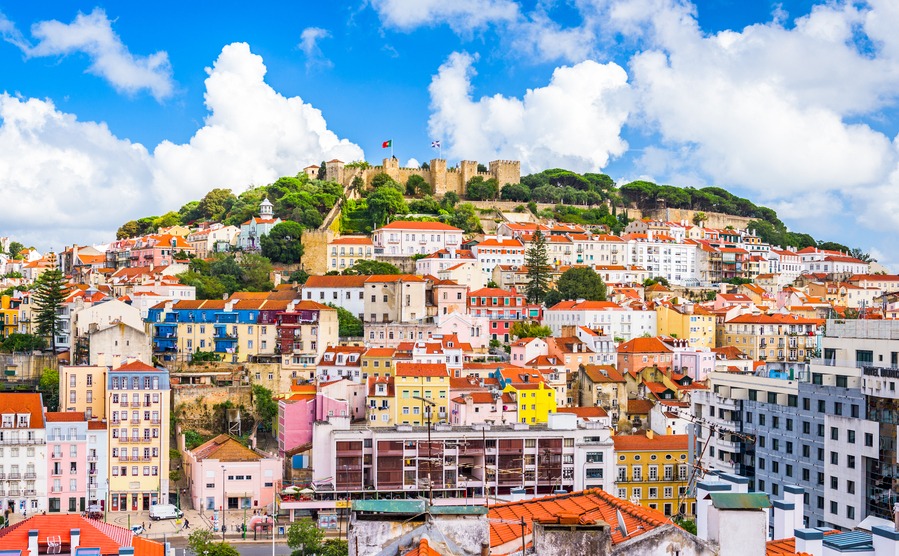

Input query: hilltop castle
[307,158,521,196]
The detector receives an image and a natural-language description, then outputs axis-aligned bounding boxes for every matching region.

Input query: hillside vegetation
[116,165,866,257]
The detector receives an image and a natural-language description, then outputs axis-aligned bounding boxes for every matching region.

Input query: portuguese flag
[381,140,392,148]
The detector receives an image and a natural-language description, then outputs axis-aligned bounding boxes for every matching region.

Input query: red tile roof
[547,300,623,311]
[557,406,608,418]
[112,360,159,373]
[0,393,45,428]
[488,488,673,549]
[45,411,85,422]
[627,399,654,415]
[613,431,688,451]
[330,236,373,245]
[304,275,369,288]
[617,337,672,354]
[191,434,263,462]
[395,362,449,378]
[402,536,443,556]
[0,514,163,556]
[364,274,426,283]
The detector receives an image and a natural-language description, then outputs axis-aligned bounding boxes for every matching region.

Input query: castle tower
[459,160,479,192]
[324,159,346,184]
[489,160,521,187]
[430,159,447,196]
[260,198,273,219]
[382,157,400,183]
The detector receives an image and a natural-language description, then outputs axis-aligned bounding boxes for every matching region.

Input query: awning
[226,492,253,498]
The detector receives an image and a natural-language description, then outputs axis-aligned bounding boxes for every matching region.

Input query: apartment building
[0,394,47,514]
[467,287,537,343]
[302,275,367,320]
[372,221,463,257]
[60,365,106,419]
[655,302,716,349]
[363,275,428,324]
[309,413,614,501]
[621,232,700,286]
[613,431,693,517]
[721,313,821,363]
[393,363,451,426]
[276,300,339,380]
[46,412,88,513]
[326,236,374,272]
[544,300,657,340]
[184,434,282,512]
[149,298,284,363]
[106,360,170,512]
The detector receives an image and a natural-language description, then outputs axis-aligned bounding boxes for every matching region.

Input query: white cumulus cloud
[369,0,519,32]
[428,51,630,173]
[12,8,174,100]
[0,42,364,250]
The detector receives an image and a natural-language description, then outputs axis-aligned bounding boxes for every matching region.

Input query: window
[830,452,839,465]
[848,430,855,444]
[847,480,855,494]
[847,455,856,469]
[830,501,838,515]
[830,427,839,441]
[865,433,874,447]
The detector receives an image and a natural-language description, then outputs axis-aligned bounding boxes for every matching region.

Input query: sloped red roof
[488,488,673,549]
[0,514,163,556]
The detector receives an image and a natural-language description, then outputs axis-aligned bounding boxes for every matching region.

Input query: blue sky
[2,0,898,268]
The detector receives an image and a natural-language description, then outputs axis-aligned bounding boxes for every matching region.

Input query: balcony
[131,418,141,425]
[119,401,129,407]
[24,489,35,496]
[24,472,36,479]
[49,487,61,494]
[119,455,129,462]
[8,472,20,480]
[0,473,5,479]
[89,469,97,475]
[8,489,21,496]
[87,456,97,463]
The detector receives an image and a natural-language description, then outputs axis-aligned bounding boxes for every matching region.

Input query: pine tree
[525,230,551,304]
[32,269,66,352]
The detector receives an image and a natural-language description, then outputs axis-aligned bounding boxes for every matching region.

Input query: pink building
[184,435,282,512]
[450,391,517,425]
[277,380,366,456]
[129,234,194,268]
[46,412,89,513]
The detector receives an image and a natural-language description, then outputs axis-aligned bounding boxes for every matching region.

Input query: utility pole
[412,396,436,508]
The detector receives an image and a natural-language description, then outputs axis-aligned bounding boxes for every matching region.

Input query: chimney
[71,528,81,552]
[794,528,823,556]
[772,499,795,540]
[28,530,38,556]
[783,485,805,530]
[873,525,899,556]
[695,481,731,541]
[480,542,490,556]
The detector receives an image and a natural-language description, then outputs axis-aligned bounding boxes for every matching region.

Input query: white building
[238,198,282,251]
[768,249,802,284]
[471,237,525,278]
[372,221,463,257]
[622,232,700,285]
[544,300,657,340]
[0,393,48,514]
[302,275,368,320]
[86,420,108,512]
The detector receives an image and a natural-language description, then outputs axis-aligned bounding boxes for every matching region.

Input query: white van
[149,504,184,521]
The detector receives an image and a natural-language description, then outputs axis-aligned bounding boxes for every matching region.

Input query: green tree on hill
[525,231,550,304]
[33,269,66,352]
[466,176,499,200]
[367,187,407,228]
[261,221,305,264]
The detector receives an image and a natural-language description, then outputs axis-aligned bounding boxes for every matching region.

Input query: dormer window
[17,415,29,428]
[1,415,12,428]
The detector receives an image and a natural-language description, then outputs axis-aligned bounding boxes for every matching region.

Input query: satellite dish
[616,509,628,537]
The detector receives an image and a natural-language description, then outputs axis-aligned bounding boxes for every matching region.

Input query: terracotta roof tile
[191,434,264,462]
[488,488,672,548]
[0,393,45,428]
[613,431,688,451]
[395,362,449,378]
[378,221,462,231]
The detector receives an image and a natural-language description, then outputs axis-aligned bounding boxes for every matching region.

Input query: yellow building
[393,362,450,425]
[360,347,398,380]
[0,295,19,338]
[106,360,171,512]
[613,430,693,518]
[366,375,396,427]
[327,236,374,273]
[504,381,557,424]
[655,303,716,349]
[59,365,107,419]
[721,313,821,363]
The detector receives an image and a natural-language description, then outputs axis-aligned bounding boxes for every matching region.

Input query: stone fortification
[325,158,520,197]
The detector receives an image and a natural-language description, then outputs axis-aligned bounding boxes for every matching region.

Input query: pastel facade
[0,393,47,513]
[238,199,281,251]
[327,236,374,272]
[106,361,170,513]
[372,221,463,257]
[184,435,282,512]
[46,412,88,513]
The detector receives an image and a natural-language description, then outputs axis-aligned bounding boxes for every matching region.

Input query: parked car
[131,525,145,535]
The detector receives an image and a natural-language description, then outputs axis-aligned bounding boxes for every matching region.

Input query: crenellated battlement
[318,156,520,197]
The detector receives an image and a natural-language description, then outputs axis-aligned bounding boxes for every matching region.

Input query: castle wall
[328,158,520,198]
[302,229,335,276]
